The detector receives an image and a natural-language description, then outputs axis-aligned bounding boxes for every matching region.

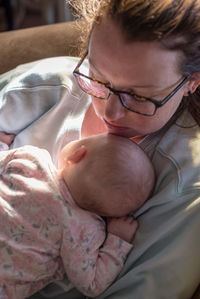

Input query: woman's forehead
[88,18,182,89]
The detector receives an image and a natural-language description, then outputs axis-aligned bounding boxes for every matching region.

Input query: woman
[0,0,200,298]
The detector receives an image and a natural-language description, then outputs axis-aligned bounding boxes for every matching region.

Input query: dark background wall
[0,0,73,32]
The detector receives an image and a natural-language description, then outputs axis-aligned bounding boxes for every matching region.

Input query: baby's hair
[77,134,155,216]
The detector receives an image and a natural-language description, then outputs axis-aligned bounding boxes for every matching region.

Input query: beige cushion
[0,21,80,74]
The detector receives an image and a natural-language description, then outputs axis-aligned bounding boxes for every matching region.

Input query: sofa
[0,21,80,74]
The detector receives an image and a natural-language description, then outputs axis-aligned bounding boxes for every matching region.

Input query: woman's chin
[107,128,136,138]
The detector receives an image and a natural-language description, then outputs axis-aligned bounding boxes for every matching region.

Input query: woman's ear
[185,73,200,95]
[66,145,87,164]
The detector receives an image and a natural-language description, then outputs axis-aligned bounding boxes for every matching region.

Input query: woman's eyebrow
[88,57,105,77]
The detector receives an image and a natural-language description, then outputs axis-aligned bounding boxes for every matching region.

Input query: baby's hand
[0,132,15,147]
[107,216,138,243]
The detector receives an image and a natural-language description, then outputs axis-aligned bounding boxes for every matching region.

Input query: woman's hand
[107,216,138,243]
[0,132,15,146]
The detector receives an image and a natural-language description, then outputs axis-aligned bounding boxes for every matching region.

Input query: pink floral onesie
[0,146,133,299]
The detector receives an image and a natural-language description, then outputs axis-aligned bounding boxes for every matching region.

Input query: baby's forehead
[61,134,137,160]
[73,134,132,147]
[62,138,85,152]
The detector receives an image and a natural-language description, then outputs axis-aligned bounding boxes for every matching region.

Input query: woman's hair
[68,0,200,125]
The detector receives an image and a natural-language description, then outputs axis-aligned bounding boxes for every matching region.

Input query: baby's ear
[66,145,87,164]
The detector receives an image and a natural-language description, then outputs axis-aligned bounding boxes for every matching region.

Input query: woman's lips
[103,119,130,133]
[103,119,145,140]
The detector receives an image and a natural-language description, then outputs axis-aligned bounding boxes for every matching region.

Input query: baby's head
[58,134,155,217]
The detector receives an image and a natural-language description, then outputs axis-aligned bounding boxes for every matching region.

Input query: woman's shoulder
[156,110,200,165]
[0,57,90,142]
[0,56,80,90]
[150,110,200,193]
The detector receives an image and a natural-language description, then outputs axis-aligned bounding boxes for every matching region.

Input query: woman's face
[88,17,190,137]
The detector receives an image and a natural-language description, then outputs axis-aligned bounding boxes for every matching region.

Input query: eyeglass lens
[76,74,156,115]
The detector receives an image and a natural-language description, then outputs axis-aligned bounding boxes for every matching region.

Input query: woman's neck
[130,135,145,143]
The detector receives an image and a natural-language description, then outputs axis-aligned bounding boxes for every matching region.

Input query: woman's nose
[104,93,125,121]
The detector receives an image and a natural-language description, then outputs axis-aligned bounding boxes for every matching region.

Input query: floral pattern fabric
[0,146,132,299]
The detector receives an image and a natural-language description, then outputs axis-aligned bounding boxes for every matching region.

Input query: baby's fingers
[122,215,138,224]
[0,132,15,146]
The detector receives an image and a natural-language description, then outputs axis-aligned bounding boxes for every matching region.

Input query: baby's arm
[60,213,138,297]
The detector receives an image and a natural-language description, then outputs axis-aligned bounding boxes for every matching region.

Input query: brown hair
[68,0,200,125]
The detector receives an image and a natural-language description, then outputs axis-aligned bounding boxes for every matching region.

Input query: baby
[0,133,155,298]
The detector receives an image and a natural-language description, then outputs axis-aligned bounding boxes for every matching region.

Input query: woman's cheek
[91,97,105,117]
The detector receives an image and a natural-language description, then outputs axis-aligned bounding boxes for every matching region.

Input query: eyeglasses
[73,53,190,116]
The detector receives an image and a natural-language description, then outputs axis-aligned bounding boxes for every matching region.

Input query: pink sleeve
[0,146,64,299]
[60,212,133,297]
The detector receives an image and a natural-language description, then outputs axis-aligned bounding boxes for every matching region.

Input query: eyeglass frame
[73,52,191,116]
